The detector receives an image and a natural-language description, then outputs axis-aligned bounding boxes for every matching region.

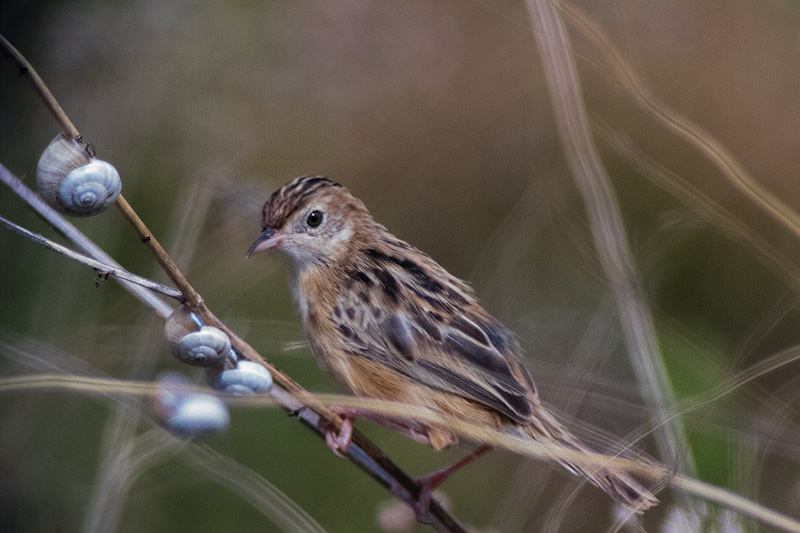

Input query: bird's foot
[322,412,354,458]
[390,444,493,524]
[389,476,438,524]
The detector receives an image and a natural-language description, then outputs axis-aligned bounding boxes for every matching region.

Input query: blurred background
[1,1,799,531]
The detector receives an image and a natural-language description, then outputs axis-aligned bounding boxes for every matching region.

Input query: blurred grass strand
[85,429,329,533]
[160,170,217,275]
[8,338,795,457]
[3,372,800,530]
[84,429,183,533]
[185,444,327,533]
[595,121,800,295]
[559,2,800,241]
[86,430,325,533]
[665,344,800,432]
[84,321,163,533]
[0,374,160,395]
[525,0,692,481]
[0,374,664,476]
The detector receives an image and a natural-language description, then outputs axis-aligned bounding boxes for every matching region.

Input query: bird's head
[247,176,372,270]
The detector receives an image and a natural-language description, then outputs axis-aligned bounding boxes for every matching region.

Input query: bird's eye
[306,210,323,228]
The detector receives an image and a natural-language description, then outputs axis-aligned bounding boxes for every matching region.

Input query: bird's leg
[321,407,422,457]
[322,411,354,458]
[418,443,493,492]
[324,407,440,452]
[392,444,494,523]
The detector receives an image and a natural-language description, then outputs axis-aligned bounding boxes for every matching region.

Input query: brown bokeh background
[1,1,799,531]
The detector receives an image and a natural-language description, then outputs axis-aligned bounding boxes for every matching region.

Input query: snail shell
[164,306,232,367]
[176,326,231,367]
[37,133,122,216]
[212,360,273,395]
[164,305,198,344]
[154,373,230,438]
[165,393,230,438]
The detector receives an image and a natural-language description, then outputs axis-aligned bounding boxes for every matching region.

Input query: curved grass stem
[525,0,693,481]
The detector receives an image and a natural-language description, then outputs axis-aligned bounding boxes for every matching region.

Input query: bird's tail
[518,409,659,513]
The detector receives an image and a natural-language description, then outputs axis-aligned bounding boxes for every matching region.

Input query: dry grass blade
[524,0,691,480]
[558,2,800,241]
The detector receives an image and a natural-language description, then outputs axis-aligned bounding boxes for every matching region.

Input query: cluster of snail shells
[164,306,273,395]
[37,133,121,217]
[159,307,274,437]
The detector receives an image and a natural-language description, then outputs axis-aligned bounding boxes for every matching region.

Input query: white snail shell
[154,373,230,438]
[164,306,233,368]
[176,326,232,367]
[165,394,230,438]
[212,360,273,395]
[37,133,122,216]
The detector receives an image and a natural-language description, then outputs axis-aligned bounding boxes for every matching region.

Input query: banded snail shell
[211,360,273,395]
[175,326,232,367]
[164,306,233,367]
[37,133,121,216]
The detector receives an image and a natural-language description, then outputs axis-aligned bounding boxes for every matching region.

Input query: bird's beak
[246,228,287,258]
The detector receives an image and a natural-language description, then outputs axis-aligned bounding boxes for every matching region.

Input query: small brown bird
[248,176,657,513]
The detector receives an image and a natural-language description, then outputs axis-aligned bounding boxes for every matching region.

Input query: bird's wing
[332,263,537,424]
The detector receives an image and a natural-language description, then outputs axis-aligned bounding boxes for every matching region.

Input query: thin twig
[0,167,465,533]
[0,33,465,530]
[114,195,204,308]
[0,214,184,301]
[0,34,80,140]
[0,164,175,318]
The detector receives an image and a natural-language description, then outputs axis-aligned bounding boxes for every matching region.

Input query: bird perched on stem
[248,176,658,514]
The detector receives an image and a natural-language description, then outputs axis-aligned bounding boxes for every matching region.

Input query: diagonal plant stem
[524,0,694,481]
[0,161,466,533]
[0,164,176,318]
[0,34,80,140]
[0,213,183,301]
[0,34,466,533]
